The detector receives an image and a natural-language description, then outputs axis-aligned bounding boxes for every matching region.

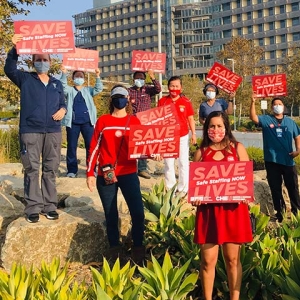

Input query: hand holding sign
[12,34,23,46]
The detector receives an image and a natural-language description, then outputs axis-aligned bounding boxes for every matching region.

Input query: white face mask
[206,91,216,100]
[273,105,284,115]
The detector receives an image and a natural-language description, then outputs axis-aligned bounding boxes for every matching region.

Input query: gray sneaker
[138,171,151,179]
[67,173,76,178]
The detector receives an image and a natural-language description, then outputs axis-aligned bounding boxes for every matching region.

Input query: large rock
[1,207,108,270]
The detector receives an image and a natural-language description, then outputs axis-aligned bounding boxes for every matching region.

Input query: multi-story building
[74,0,300,81]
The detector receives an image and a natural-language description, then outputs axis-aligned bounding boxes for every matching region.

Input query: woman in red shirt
[86,85,145,265]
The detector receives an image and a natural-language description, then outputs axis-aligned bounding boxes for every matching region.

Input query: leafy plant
[138,251,198,300]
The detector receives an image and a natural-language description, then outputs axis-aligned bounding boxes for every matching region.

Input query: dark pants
[265,161,300,221]
[20,132,61,215]
[96,172,145,247]
[66,122,94,174]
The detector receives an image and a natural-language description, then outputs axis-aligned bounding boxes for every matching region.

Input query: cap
[111,86,128,97]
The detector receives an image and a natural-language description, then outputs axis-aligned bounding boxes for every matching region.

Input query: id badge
[276,128,283,137]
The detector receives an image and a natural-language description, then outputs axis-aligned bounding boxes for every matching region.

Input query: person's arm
[4,34,26,87]
[90,68,103,96]
[193,149,202,162]
[60,65,72,96]
[199,104,205,125]
[188,115,197,144]
[290,135,300,158]
[146,69,161,95]
[250,95,259,124]
[236,142,249,161]
[225,92,235,115]
[52,81,67,121]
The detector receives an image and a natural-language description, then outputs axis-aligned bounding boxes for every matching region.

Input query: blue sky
[15,0,93,21]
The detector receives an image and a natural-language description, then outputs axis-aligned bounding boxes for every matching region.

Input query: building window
[280,34,286,43]
[257,10,262,18]
[246,0,251,6]
[223,16,231,24]
[236,0,240,8]
[292,2,299,11]
[237,28,242,35]
[270,36,275,44]
[270,65,276,73]
[280,20,286,28]
[292,17,300,26]
[247,26,252,34]
[222,3,230,11]
[280,5,285,14]
[268,7,274,16]
[237,14,241,22]
[257,0,262,3]
[293,32,300,41]
[270,51,275,59]
[269,22,274,30]
[258,24,263,32]
[247,12,251,20]
[258,38,264,46]
[223,30,231,38]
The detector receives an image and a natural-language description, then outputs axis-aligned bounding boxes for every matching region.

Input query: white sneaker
[67,173,76,178]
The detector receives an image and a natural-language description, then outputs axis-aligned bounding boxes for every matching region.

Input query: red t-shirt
[87,114,140,177]
[158,95,194,137]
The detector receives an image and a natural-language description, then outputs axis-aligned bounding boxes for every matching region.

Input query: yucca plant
[0,263,41,299]
[88,258,141,300]
[138,251,198,300]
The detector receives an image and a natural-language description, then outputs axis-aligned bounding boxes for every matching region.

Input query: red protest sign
[136,104,178,125]
[63,48,99,72]
[14,21,75,54]
[252,74,287,98]
[188,161,253,204]
[206,62,242,93]
[131,50,166,74]
[128,124,180,159]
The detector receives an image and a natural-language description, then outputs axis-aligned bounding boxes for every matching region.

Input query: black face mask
[112,97,128,109]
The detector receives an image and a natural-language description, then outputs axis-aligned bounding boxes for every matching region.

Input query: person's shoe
[67,173,76,178]
[41,211,59,220]
[25,213,39,223]
[138,171,151,179]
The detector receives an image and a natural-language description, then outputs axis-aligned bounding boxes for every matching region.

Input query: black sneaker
[26,213,39,223]
[41,211,59,220]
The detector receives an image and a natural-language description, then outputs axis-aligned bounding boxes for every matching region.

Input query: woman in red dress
[193,111,253,300]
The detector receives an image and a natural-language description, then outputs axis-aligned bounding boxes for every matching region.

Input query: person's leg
[118,173,145,246]
[282,165,300,214]
[66,124,81,175]
[81,122,94,165]
[177,134,189,193]
[200,243,219,300]
[96,176,120,247]
[41,132,62,213]
[265,161,285,222]
[164,158,176,190]
[138,159,151,179]
[20,133,44,216]
[222,243,242,300]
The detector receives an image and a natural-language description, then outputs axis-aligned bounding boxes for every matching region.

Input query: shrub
[246,146,265,170]
[0,126,20,163]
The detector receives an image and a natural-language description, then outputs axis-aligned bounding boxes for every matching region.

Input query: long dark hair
[200,111,237,149]
[109,84,133,114]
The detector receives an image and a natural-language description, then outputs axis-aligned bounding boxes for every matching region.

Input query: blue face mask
[134,79,145,88]
[73,78,85,86]
[34,62,50,74]
[112,97,128,109]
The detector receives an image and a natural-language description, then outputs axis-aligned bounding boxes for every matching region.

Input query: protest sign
[206,62,242,93]
[136,104,178,125]
[14,21,75,54]
[63,48,99,72]
[128,124,180,159]
[252,73,287,98]
[131,50,166,74]
[188,161,253,204]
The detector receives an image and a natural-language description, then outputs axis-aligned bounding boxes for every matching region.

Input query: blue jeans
[66,122,94,174]
[96,172,145,247]
[138,159,148,172]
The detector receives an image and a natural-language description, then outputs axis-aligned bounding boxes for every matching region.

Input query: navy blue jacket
[4,47,66,134]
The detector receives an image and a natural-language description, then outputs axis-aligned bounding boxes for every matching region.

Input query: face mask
[206,91,216,100]
[73,78,85,86]
[134,79,145,88]
[169,89,181,97]
[208,128,225,143]
[273,105,284,115]
[34,62,50,74]
[112,97,128,109]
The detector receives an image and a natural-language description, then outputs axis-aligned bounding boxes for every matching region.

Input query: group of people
[5,33,300,300]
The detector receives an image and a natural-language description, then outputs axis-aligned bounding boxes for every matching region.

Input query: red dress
[194,144,253,244]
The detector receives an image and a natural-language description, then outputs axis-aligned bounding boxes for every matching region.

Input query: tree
[281,45,300,115]
[0,1,50,106]
[216,36,265,119]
